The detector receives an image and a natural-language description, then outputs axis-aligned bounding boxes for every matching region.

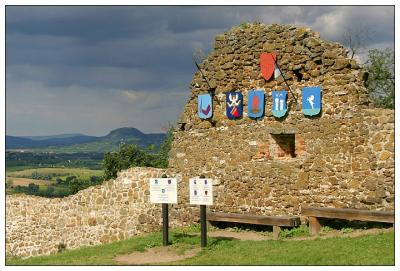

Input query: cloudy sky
[5,6,394,136]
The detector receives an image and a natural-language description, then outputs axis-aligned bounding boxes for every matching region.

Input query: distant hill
[6,127,166,153]
[23,133,89,140]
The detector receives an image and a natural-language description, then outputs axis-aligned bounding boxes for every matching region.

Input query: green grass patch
[7,229,394,266]
[5,165,36,172]
[6,167,103,179]
[279,225,309,238]
[178,231,394,265]
[7,231,165,265]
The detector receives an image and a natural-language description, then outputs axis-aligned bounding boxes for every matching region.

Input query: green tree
[15,185,24,192]
[56,178,63,185]
[364,48,394,109]
[90,175,103,185]
[102,126,175,180]
[65,175,77,184]
[6,179,14,189]
[153,126,174,168]
[27,183,39,194]
[69,178,90,194]
[44,186,55,197]
[103,144,155,180]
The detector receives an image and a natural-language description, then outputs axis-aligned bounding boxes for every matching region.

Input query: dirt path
[206,230,270,241]
[205,227,393,241]
[115,247,201,265]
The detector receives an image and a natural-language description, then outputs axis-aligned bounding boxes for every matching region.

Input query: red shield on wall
[260,53,276,80]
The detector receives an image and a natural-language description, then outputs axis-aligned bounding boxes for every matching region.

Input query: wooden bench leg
[309,217,321,235]
[273,226,281,240]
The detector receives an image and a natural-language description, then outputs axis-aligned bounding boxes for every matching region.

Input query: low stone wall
[6,167,188,258]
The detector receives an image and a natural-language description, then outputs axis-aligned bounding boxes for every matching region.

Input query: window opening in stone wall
[270,134,296,158]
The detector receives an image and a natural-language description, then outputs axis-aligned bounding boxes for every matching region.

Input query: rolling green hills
[6,127,166,153]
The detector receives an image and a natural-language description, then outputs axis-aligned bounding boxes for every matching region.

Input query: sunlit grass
[7,228,394,266]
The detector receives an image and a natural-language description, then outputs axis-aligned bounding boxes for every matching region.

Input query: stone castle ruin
[6,24,394,258]
[170,23,394,216]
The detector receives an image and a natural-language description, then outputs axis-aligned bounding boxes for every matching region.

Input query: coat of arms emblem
[198,94,212,119]
[271,90,288,118]
[226,92,243,119]
[260,52,276,80]
[247,90,264,119]
[302,86,321,116]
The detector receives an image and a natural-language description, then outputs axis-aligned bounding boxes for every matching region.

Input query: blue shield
[272,90,288,118]
[198,94,212,119]
[248,90,264,119]
[226,92,243,119]
[302,86,321,116]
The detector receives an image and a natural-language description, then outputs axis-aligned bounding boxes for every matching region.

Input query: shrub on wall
[102,127,174,180]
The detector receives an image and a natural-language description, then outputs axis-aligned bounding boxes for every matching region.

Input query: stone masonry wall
[169,23,394,215]
[6,167,191,258]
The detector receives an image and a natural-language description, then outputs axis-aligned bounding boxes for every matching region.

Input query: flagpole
[272,55,299,105]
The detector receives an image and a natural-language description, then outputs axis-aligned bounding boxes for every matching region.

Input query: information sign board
[149,178,177,204]
[189,178,213,205]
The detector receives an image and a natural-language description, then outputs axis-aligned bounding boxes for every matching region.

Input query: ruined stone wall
[169,24,394,215]
[6,167,190,258]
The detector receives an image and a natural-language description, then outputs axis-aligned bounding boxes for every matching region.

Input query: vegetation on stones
[239,21,249,29]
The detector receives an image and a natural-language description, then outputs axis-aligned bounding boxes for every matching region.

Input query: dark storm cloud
[6,6,160,41]
[6,6,394,135]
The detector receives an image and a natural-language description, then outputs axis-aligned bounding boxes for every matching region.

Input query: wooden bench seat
[301,206,395,235]
[207,212,301,239]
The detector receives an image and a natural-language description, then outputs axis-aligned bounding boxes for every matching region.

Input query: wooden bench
[207,212,301,240]
[301,206,395,235]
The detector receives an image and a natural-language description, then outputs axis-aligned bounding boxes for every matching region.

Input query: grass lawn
[7,229,394,266]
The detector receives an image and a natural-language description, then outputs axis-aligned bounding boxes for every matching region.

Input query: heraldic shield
[302,86,321,116]
[260,52,276,80]
[248,90,264,119]
[272,90,288,118]
[198,94,212,119]
[226,92,243,119]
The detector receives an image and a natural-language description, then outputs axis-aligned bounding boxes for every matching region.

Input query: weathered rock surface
[171,23,394,216]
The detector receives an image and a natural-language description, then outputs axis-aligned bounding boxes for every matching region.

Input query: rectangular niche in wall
[270,134,296,158]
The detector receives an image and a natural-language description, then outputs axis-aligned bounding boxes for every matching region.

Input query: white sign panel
[149,178,177,204]
[189,178,213,205]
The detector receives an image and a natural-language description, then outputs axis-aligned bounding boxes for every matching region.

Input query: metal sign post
[149,175,178,247]
[162,202,169,246]
[200,204,207,247]
[199,175,207,247]
[161,174,169,246]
